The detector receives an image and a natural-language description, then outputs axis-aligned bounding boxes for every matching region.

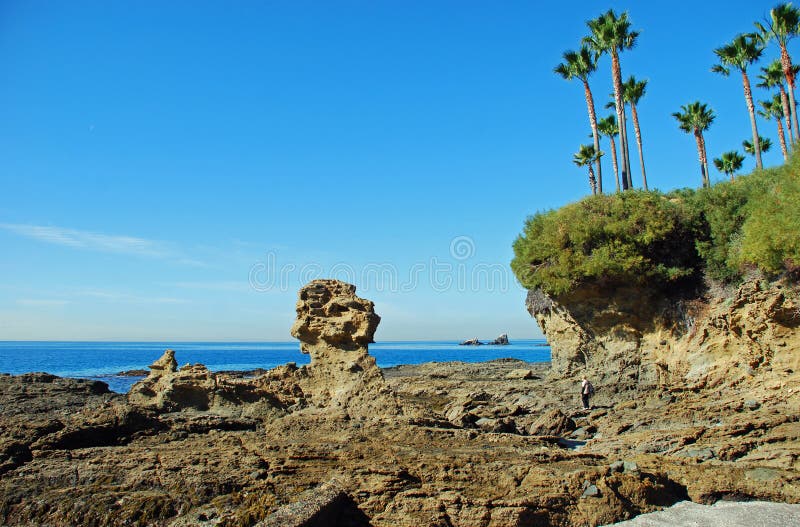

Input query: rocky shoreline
[0,279,798,526]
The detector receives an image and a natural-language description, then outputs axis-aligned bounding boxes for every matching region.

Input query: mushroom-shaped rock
[291,280,380,352]
[290,279,400,419]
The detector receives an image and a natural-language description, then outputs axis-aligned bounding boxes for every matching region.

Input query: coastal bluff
[526,277,800,393]
[0,279,798,527]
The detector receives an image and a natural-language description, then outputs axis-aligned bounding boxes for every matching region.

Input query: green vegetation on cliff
[512,157,800,296]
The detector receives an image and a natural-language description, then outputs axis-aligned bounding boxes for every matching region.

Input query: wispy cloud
[77,289,188,304]
[0,223,205,265]
[166,281,252,292]
[17,299,70,307]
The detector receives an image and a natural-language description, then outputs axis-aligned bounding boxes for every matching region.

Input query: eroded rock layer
[527,278,800,393]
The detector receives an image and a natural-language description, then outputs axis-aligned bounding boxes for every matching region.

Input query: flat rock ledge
[603,500,800,526]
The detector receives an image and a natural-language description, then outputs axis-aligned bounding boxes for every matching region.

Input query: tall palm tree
[743,136,773,158]
[597,115,621,192]
[555,46,603,193]
[622,76,648,190]
[756,3,800,140]
[713,151,746,181]
[673,102,716,188]
[759,95,789,160]
[713,33,766,169]
[584,9,639,190]
[757,59,796,143]
[573,144,603,195]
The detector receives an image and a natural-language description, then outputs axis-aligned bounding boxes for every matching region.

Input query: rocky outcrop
[290,279,401,419]
[1,279,799,527]
[126,280,400,421]
[490,333,510,345]
[2,352,799,527]
[255,478,367,527]
[127,350,289,419]
[526,278,800,392]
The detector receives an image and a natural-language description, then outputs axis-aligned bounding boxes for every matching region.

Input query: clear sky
[0,0,788,341]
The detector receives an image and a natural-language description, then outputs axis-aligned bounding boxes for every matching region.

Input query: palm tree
[757,59,796,143]
[713,151,746,181]
[573,144,603,195]
[622,76,648,190]
[756,3,800,140]
[759,95,789,160]
[597,115,621,192]
[673,101,716,188]
[743,136,773,158]
[713,33,766,169]
[555,46,604,193]
[584,9,639,190]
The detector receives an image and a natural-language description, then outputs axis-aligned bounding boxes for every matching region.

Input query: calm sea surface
[0,340,550,393]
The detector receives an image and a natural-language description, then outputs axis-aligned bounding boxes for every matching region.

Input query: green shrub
[736,158,800,273]
[511,155,800,296]
[511,191,704,296]
[682,179,750,283]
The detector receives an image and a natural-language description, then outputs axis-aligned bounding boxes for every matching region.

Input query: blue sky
[0,0,788,341]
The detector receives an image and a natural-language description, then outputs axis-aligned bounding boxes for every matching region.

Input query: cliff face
[527,278,800,392]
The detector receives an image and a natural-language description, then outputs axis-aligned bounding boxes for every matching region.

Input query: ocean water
[0,340,550,393]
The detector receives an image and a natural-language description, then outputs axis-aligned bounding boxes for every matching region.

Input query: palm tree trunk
[583,80,603,194]
[779,84,794,144]
[777,117,789,161]
[588,166,597,195]
[623,112,633,188]
[781,45,800,142]
[700,133,710,187]
[630,102,647,191]
[608,135,620,192]
[742,71,762,169]
[694,130,708,188]
[611,51,630,190]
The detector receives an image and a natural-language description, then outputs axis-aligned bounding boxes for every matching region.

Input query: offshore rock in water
[290,279,401,419]
[490,333,510,345]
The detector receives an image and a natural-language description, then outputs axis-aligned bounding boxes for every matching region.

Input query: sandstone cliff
[527,277,800,394]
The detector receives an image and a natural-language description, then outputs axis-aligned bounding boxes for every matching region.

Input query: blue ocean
[0,340,550,393]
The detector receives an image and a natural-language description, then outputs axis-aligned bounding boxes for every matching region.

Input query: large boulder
[528,408,576,436]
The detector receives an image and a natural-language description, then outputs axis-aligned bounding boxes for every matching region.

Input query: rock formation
[490,333,510,345]
[526,278,800,392]
[127,349,288,419]
[1,279,798,527]
[290,279,400,419]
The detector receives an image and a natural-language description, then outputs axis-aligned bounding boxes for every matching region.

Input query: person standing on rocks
[580,377,594,410]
